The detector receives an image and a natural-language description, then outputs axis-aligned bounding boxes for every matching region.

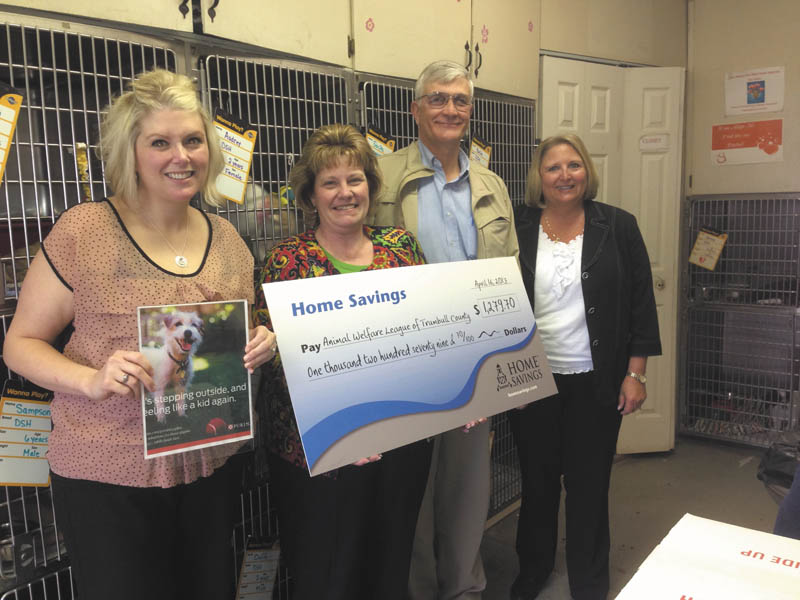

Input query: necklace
[543,214,584,243]
[139,210,190,268]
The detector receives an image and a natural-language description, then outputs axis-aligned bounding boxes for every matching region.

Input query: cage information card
[262,256,556,476]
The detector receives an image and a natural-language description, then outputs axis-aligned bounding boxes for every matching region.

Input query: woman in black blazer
[509,134,661,600]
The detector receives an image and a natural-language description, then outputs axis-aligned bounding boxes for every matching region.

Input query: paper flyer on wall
[138,300,253,458]
[261,256,557,476]
[724,66,784,116]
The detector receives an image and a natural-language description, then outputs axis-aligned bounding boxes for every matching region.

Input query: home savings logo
[496,355,544,393]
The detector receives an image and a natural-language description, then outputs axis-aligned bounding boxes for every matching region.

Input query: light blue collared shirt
[415,141,477,264]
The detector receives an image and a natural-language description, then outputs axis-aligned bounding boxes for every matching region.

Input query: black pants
[509,372,622,600]
[51,457,241,600]
[268,438,432,600]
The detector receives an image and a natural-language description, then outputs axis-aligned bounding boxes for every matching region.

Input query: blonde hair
[289,124,381,220]
[98,69,225,207]
[525,134,599,208]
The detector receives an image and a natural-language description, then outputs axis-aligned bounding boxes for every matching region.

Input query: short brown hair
[99,69,225,207]
[289,124,381,220]
[525,134,599,208]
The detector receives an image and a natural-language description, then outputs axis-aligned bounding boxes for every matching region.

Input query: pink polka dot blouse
[40,199,254,488]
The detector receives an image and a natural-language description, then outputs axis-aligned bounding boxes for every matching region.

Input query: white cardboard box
[615,513,800,600]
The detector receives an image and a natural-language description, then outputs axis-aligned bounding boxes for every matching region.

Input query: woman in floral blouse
[254,124,432,600]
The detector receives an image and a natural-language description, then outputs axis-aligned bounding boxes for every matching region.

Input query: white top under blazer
[533,225,594,374]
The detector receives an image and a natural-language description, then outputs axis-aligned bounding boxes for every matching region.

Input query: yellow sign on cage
[689,227,728,271]
[0,90,23,186]
[214,109,257,205]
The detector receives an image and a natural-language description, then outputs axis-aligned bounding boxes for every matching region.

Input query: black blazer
[515,200,662,405]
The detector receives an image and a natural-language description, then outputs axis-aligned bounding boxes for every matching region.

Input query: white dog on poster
[150,310,205,423]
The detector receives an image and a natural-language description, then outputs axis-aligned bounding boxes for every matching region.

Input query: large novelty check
[262,256,556,476]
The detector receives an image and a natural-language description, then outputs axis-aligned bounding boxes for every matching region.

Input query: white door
[616,67,684,453]
[540,57,684,453]
[540,56,623,206]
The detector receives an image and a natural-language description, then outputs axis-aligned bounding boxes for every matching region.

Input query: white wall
[688,0,800,195]
[540,0,687,67]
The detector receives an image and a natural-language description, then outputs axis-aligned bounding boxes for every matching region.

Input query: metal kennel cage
[201,55,353,267]
[0,11,538,596]
[0,21,177,304]
[682,194,800,447]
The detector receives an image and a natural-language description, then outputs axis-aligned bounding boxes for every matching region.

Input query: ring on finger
[271,344,278,353]
[120,373,130,384]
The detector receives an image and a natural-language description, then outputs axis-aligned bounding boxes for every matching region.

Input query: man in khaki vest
[372,59,519,599]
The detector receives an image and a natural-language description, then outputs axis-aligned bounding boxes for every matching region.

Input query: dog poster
[138,300,253,458]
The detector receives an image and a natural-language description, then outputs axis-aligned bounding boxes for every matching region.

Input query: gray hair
[414,60,474,99]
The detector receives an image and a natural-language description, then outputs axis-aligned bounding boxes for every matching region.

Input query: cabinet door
[7,0,195,32]
[471,0,539,98]
[352,0,471,81]
[198,0,350,66]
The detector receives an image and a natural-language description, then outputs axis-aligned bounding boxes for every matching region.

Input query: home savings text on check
[262,256,556,476]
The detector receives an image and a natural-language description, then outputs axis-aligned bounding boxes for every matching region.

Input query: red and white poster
[711,119,782,166]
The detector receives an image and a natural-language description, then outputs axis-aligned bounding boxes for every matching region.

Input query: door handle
[474,43,483,77]
[654,277,666,291]
[464,41,472,70]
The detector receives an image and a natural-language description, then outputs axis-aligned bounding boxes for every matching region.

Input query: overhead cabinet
[3,0,196,32]
[197,0,351,66]
[351,0,539,99]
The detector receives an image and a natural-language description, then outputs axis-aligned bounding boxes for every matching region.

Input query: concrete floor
[481,436,779,599]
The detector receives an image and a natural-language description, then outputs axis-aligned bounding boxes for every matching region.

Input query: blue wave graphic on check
[303,327,536,470]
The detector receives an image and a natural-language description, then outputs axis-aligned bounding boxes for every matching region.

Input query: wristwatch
[627,371,647,384]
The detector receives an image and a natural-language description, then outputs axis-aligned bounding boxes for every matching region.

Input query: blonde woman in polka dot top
[3,70,277,600]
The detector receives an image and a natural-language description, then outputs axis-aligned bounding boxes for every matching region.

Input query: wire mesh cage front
[470,94,535,206]
[687,195,800,307]
[202,56,352,267]
[0,565,72,600]
[0,24,537,594]
[0,22,176,303]
[682,306,799,446]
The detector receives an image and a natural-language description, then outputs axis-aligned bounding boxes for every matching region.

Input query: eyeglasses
[418,92,473,111]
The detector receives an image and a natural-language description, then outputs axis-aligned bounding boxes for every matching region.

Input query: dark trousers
[774,462,800,539]
[50,457,241,600]
[268,438,432,600]
[509,372,622,600]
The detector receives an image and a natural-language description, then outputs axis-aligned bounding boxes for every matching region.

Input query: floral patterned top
[254,225,425,472]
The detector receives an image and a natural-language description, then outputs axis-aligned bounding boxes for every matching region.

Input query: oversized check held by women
[261,256,556,476]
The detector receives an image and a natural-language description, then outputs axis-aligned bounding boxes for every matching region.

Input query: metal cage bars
[0,22,176,303]
[682,195,800,447]
[0,21,538,594]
